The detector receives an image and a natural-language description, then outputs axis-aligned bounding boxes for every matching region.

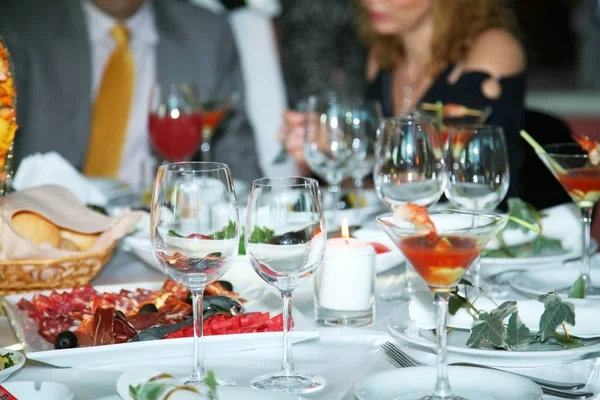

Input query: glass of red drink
[539,143,600,295]
[197,93,239,162]
[148,84,204,162]
[377,209,506,400]
[419,103,490,147]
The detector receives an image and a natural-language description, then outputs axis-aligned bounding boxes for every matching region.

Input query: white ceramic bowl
[0,381,73,400]
[0,350,25,383]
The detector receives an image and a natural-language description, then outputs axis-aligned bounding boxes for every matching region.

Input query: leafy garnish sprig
[482,198,567,258]
[168,220,237,240]
[449,279,582,350]
[129,370,218,400]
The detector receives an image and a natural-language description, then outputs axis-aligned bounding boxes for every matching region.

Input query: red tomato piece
[370,242,390,254]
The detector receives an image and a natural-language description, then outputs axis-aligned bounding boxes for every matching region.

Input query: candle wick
[345,239,349,245]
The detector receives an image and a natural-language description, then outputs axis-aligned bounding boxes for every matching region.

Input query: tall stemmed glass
[198,93,239,162]
[373,114,446,300]
[303,93,365,216]
[245,177,327,394]
[445,125,509,292]
[151,162,240,386]
[538,143,600,295]
[377,210,506,399]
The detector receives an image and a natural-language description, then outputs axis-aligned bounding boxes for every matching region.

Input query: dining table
[1,244,599,400]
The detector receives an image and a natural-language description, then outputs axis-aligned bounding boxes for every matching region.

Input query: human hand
[278,110,307,165]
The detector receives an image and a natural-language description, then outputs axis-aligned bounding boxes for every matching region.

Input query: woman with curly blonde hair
[282,0,527,197]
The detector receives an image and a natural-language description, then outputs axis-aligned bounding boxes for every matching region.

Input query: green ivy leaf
[505,312,532,349]
[531,235,565,255]
[458,278,474,287]
[504,198,542,233]
[448,292,467,316]
[538,294,576,342]
[204,370,219,399]
[568,275,586,299]
[466,301,517,349]
[551,332,584,349]
[129,382,169,400]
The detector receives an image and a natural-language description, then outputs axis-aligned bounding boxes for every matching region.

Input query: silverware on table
[380,341,594,399]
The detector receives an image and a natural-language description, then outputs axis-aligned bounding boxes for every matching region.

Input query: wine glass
[538,143,600,295]
[151,162,240,386]
[245,177,327,394]
[373,114,446,300]
[149,84,204,162]
[445,125,509,293]
[377,209,506,399]
[303,93,367,218]
[198,93,239,162]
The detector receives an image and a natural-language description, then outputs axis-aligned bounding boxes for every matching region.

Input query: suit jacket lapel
[52,0,92,161]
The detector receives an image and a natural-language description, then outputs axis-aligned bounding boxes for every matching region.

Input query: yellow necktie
[83,25,134,178]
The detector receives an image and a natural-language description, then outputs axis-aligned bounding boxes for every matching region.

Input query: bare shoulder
[463,28,526,76]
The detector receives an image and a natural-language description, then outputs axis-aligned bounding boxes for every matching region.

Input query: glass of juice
[198,93,239,162]
[377,208,506,399]
[538,142,600,295]
[148,84,204,162]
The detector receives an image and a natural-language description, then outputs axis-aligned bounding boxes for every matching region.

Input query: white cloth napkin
[13,152,107,206]
[409,290,600,338]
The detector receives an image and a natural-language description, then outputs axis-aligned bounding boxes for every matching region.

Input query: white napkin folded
[409,290,600,338]
[13,152,107,206]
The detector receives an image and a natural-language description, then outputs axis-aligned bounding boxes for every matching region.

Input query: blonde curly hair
[358,0,517,76]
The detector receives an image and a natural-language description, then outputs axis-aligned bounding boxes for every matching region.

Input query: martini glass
[538,143,600,295]
[198,93,239,162]
[377,210,506,400]
[420,103,491,146]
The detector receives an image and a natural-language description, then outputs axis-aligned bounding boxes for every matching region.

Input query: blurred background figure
[189,0,298,177]
[276,0,368,106]
[575,0,600,88]
[0,0,263,188]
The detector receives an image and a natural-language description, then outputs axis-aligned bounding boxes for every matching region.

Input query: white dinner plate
[388,301,600,367]
[510,264,600,298]
[480,203,596,276]
[1,381,74,400]
[354,366,542,400]
[117,370,305,400]
[3,281,318,368]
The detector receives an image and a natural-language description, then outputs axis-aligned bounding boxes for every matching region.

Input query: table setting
[1,41,600,400]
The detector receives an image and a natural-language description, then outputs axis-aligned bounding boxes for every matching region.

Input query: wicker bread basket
[0,241,117,294]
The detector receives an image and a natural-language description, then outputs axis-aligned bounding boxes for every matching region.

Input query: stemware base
[400,391,489,400]
[182,375,237,388]
[250,371,325,394]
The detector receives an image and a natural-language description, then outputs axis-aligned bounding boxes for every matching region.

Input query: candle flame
[341,217,350,239]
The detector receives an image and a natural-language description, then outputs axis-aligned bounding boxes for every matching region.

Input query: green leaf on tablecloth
[504,198,542,233]
[466,301,517,349]
[551,332,584,349]
[505,312,532,349]
[568,275,586,299]
[204,370,219,399]
[531,235,564,255]
[538,294,576,342]
[448,292,467,316]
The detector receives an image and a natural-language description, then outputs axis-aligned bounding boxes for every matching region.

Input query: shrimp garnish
[393,203,438,242]
[572,133,600,166]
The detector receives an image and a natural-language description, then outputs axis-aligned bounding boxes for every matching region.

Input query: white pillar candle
[317,237,375,311]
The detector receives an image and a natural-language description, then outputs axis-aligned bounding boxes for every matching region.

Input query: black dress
[365,65,528,201]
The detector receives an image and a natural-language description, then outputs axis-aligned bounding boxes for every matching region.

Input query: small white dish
[354,366,542,400]
[0,349,25,383]
[117,370,304,399]
[0,381,74,400]
[353,228,406,274]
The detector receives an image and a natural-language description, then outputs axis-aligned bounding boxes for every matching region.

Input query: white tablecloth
[2,250,599,399]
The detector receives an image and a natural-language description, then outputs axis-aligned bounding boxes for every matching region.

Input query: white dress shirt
[82,0,158,190]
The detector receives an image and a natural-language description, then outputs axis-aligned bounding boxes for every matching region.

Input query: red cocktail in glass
[377,207,505,399]
[198,95,238,161]
[538,142,600,294]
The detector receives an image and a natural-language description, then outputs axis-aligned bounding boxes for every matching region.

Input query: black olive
[138,303,158,314]
[216,280,233,292]
[55,331,78,349]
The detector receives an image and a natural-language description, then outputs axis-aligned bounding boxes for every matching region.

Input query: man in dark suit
[0,0,263,187]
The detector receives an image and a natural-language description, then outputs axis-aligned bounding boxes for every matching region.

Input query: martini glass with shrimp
[533,134,600,295]
[377,204,506,400]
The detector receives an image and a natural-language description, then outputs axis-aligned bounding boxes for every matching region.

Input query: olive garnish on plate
[55,331,78,349]
[216,280,233,292]
[138,303,159,314]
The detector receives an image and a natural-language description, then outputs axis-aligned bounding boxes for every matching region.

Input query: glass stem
[328,182,341,224]
[580,207,593,290]
[200,127,212,162]
[471,256,481,297]
[281,291,296,376]
[433,291,453,398]
[191,288,206,382]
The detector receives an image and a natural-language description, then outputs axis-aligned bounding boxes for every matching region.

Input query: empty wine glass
[303,93,367,217]
[245,177,327,394]
[373,114,446,300]
[446,125,509,293]
[151,162,240,386]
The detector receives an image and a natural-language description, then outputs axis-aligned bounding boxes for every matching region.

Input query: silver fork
[380,342,594,399]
